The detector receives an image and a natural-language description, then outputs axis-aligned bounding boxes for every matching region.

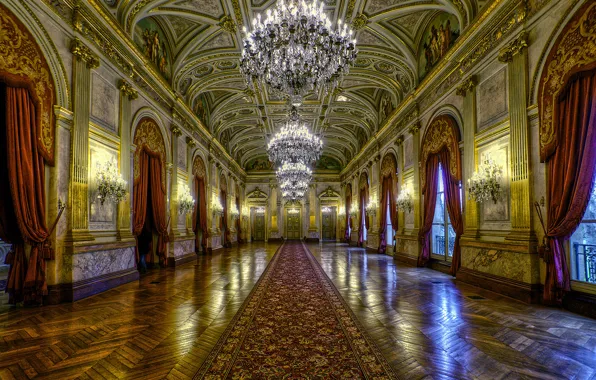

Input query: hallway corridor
[1,243,595,379]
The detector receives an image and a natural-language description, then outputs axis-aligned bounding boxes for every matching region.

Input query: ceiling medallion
[240,0,358,105]
[267,106,323,165]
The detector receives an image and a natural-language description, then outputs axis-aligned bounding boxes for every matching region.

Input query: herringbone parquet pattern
[1,242,595,379]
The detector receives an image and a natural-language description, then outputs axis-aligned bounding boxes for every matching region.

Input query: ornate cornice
[498,30,529,62]
[218,15,237,34]
[456,76,477,97]
[70,38,99,68]
[118,79,138,100]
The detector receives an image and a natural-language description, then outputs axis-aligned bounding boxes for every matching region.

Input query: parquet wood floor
[0,242,595,379]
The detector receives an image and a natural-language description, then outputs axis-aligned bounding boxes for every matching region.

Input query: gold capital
[118,80,138,100]
[395,136,404,146]
[408,122,421,135]
[498,31,528,63]
[456,76,477,97]
[186,136,196,148]
[170,125,182,136]
[70,38,100,68]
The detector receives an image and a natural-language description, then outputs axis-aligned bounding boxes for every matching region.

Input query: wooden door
[254,214,265,241]
[286,211,301,239]
[322,211,336,240]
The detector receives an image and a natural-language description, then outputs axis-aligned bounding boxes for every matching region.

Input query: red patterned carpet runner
[195,241,396,379]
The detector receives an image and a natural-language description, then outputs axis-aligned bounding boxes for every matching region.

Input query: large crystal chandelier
[267,106,323,165]
[276,162,312,199]
[240,0,358,104]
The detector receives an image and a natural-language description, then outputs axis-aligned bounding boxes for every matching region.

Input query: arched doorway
[417,115,463,276]
[132,117,168,272]
[538,1,596,304]
[379,153,398,254]
[220,173,231,248]
[357,172,369,247]
[0,4,57,305]
[344,184,352,242]
[192,155,208,254]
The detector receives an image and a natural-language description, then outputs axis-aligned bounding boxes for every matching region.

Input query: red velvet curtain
[378,175,398,254]
[417,151,463,276]
[0,86,53,304]
[192,176,209,253]
[357,186,369,247]
[418,155,440,267]
[544,69,596,304]
[133,150,168,267]
[344,194,351,242]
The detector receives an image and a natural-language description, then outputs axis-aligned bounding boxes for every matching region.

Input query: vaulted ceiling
[103,0,490,171]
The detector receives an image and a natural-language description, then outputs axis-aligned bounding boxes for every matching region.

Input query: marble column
[186,137,196,233]
[116,80,137,241]
[66,38,99,243]
[169,125,182,239]
[499,31,534,242]
[456,76,479,237]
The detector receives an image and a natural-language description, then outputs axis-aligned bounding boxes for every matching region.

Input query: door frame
[284,207,302,240]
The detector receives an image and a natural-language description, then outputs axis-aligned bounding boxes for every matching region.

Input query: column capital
[395,135,404,146]
[170,124,182,137]
[408,122,421,135]
[118,80,138,100]
[186,136,196,148]
[498,30,528,63]
[456,76,477,97]
[70,38,99,68]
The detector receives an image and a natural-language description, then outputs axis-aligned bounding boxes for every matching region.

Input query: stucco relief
[461,247,536,284]
[477,68,508,131]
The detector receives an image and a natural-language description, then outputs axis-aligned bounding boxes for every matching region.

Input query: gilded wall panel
[477,67,508,131]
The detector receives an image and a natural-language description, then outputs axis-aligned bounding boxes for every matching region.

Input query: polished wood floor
[0,242,595,379]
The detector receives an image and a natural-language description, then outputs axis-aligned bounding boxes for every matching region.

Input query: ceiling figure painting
[133,17,171,82]
[419,13,460,81]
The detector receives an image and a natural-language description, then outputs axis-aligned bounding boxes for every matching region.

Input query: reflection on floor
[0,242,595,379]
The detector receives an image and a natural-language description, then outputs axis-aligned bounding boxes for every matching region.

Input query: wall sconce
[338,208,345,218]
[396,184,413,213]
[95,158,127,205]
[230,204,240,219]
[241,205,250,220]
[365,195,377,217]
[349,201,358,217]
[467,156,503,204]
[212,198,224,215]
[178,184,195,215]
[288,208,300,215]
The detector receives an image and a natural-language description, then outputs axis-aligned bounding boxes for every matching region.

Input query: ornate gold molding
[395,136,404,146]
[498,30,528,63]
[456,76,477,97]
[218,15,237,34]
[352,14,368,30]
[171,125,182,137]
[70,38,99,68]
[420,115,461,191]
[186,136,196,148]
[118,79,138,100]
[408,122,421,135]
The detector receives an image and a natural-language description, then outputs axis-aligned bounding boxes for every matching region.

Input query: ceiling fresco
[103,0,491,171]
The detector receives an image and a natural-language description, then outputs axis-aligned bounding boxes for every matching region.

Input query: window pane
[432,224,445,256]
[570,180,596,283]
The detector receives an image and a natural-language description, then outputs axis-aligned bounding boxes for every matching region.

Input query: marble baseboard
[563,291,596,319]
[172,239,194,258]
[456,267,541,304]
[47,268,139,304]
[72,246,136,283]
[167,252,197,268]
[460,246,540,284]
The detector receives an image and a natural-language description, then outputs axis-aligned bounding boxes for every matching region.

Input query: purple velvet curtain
[544,68,596,304]
[344,193,351,242]
[357,186,369,247]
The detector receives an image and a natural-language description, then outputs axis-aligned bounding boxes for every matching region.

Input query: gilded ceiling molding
[498,30,529,63]
[70,38,100,68]
[119,79,138,100]
[218,15,237,34]
[0,2,57,164]
[125,0,153,33]
[352,14,369,30]
[538,1,596,162]
[455,76,477,97]
[231,0,243,29]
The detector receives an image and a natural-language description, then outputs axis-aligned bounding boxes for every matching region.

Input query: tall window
[431,164,460,261]
[385,196,393,247]
[570,181,596,284]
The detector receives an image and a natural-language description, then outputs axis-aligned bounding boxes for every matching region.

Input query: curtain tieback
[538,236,553,263]
[39,240,55,260]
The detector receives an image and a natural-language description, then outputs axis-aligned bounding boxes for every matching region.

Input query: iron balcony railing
[434,235,455,257]
[573,242,596,283]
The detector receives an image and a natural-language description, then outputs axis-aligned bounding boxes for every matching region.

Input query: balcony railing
[434,235,455,257]
[573,243,596,283]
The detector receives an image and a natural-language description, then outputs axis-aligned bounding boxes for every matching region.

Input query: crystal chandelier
[240,0,357,104]
[467,157,503,204]
[267,106,323,165]
[276,161,312,200]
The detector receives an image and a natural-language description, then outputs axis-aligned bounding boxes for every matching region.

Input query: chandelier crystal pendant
[240,0,358,103]
[276,161,312,200]
[267,106,323,165]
